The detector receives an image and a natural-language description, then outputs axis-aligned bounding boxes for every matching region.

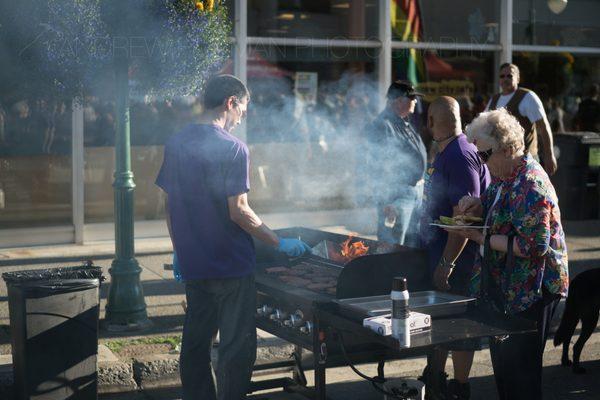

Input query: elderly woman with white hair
[448,108,569,400]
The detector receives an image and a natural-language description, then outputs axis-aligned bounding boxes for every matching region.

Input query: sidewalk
[0,220,599,398]
[0,237,174,266]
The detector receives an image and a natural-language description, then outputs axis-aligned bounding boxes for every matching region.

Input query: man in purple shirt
[156,75,309,400]
[419,97,490,400]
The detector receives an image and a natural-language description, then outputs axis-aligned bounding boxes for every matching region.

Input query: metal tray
[335,291,477,320]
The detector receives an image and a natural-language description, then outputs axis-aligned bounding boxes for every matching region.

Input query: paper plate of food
[430,215,488,230]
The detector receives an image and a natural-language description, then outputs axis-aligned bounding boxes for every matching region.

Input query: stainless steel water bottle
[391,276,410,348]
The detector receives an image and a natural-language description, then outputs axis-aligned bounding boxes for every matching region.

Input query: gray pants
[180,274,257,400]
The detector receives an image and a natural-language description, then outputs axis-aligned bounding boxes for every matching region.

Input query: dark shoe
[419,365,448,400]
[446,379,470,400]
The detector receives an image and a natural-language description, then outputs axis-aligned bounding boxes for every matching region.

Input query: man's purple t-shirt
[155,123,255,280]
[421,134,490,276]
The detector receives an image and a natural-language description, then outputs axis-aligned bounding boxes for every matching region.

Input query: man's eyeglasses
[499,74,513,79]
[233,99,247,119]
[478,148,494,163]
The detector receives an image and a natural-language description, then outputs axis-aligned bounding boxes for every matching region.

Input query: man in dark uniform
[362,80,427,247]
[485,63,557,175]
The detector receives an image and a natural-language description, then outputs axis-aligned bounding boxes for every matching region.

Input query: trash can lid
[2,265,104,285]
[556,131,600,144]
[9,278,101,296]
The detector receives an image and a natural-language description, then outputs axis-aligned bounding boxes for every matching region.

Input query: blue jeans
[180,274,257,400]
[377,184,423,247]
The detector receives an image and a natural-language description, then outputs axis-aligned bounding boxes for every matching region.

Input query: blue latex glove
[172,252,183,283]
[277,238,311,257]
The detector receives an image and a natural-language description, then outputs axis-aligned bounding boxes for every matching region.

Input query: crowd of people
[0,98,71,156]
[1,71,597,156]
[156,65,580,400]
[0,94,203,155]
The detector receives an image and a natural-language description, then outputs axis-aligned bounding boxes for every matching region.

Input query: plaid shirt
[470,154,569,314]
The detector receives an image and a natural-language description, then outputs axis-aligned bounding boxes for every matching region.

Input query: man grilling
[155,74,310,400]
[420,97,490,400]
[362,80,427,246]
[485,63,557,175]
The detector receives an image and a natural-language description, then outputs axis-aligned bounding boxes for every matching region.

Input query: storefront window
[392,49,496,130]
[513,52,600,132]
[248,0,379,40]
[0,1,75,230]
[246,45,377,143]
[83,94,203,223]
[245,44,377,212]
[392,0,500,44]
[514,0,600,47]
[0,96,73,228]
[83,35,235,224]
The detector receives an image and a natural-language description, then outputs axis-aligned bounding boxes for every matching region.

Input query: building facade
[1,0,599,247]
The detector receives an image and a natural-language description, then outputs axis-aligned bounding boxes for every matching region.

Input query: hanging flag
[391,0,425,85]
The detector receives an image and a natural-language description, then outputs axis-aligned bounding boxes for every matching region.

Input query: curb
[133,354,181,390]
[98,361,138,394]
[0,342,298,395]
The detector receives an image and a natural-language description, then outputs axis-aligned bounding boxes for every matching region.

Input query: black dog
[554,268,600,374]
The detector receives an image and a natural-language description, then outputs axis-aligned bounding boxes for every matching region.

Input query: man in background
[362,80,427,247]
[486,63,557,175]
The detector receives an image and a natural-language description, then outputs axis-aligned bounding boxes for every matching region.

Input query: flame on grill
[340,235,369,260]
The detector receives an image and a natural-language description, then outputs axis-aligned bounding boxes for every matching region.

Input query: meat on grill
[265,263,340,295]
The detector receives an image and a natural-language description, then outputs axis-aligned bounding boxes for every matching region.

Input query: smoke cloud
[244,69,426,234]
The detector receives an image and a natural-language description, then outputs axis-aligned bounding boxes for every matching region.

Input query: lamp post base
[104,258,152,332]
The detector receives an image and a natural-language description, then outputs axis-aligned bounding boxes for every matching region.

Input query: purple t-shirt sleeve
[446,154,482,207]
[225,142,250,197]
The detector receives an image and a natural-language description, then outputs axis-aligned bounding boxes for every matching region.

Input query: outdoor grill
[254,227,431,339]
[251,227,433,398]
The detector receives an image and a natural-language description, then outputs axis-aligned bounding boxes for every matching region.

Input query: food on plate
[438,215,483,226]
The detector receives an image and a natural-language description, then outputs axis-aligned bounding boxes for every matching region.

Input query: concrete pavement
[0,219,599,399]
[96,335,600,400]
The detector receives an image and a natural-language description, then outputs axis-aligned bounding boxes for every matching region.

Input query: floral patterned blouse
[470,154,569,314]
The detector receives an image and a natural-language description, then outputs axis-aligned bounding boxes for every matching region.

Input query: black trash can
[552,131,600,220]
[2,265,103,400]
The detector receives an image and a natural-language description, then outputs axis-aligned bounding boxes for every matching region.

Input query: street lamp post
[104,56,151,331]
